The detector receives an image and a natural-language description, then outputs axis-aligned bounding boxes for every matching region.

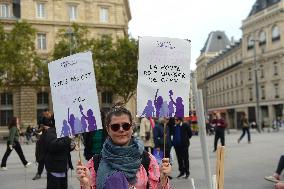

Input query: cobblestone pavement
[0,128,282,189]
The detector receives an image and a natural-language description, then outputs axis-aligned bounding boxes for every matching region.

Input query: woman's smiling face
[107,114,133,146]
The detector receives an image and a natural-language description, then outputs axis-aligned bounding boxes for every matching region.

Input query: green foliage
[53,25,139,104]
[53,23,91,60]
[112,37,138,103]
[0,21,43,86]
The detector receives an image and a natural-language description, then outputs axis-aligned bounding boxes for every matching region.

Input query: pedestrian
[33,109,54,180]
[76,106,171,189]
[139,117,154,154]
[172,117,192,179]
[153,117,172,160]
[43,119,75,189]
[83,110,107,161]
[1,117,32,170]
[25,125,35,144]
[238,113,251,144]
[265,155,284,188]
[212,112,227,152]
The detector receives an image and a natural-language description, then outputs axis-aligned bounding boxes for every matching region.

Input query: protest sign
[48,51,102,138]
[137,36,191,117]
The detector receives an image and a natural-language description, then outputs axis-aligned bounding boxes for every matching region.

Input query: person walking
[139,117,154,154]
[237,113,251,144]
[212,112,227,152]
[76,106,171,189]
[1,117,32,170]
[172,117,192,179]
[33,109,54,180]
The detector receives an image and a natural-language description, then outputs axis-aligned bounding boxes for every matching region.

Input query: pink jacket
[83,153,170,189]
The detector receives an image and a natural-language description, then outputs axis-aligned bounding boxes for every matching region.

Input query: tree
[92,36,138,104]
[53,25,138,105]
[53,23,91,60]
[112,37,138,104]
[0,21,43,87]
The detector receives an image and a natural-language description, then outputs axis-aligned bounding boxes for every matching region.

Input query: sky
[128,0,256,70]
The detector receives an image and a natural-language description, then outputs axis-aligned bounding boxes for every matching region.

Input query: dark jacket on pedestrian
[211,118,227,128]
[44,127,73,173]
[153,123,172,150]
[172,122,192,147]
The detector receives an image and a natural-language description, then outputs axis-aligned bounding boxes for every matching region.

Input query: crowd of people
[0,107,283,188]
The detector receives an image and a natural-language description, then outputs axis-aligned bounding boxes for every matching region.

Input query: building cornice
[242,2,284,30]
[19,19,127,29]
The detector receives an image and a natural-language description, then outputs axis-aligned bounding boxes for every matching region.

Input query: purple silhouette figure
[160,101,169,117]
[60,120,71,137]
[168,101,175,117]
[68,108,82,135]
[68,108,75,135]
[79,104,97,132]
[81,116,87,132]
[141,100,155,117]
[169,90,184,117]
[154,89,163,117]
[74,117,82,134]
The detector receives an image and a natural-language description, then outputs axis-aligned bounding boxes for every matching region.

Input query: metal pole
[204,64,208,117]
[191,72,212,189]
[253,40,261,133]
[68,22,72,56]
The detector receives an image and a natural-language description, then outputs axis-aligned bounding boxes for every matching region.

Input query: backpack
[93,150,151,188]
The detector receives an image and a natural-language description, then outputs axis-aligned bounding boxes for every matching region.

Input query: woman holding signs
[76,106,171,189]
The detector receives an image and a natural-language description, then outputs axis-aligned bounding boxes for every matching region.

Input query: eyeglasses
[109,122,132,132]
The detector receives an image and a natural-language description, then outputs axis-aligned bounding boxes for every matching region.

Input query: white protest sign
[137,36,191,117]
[48,51,102,138]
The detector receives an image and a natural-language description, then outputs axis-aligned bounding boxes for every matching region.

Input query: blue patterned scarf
[96,137,144,189]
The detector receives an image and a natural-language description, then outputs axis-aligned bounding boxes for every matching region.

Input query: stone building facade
[0,0,131,134]
[196,0,284,129]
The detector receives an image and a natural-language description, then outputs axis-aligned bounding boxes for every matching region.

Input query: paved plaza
[0,128,282,189]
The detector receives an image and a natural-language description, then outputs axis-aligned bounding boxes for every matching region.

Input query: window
[261,85,265,100]
[102,91,113,104]
[37,92,49,105]
[240,71,243,85]
[37,92,49,123]
[0,4,9,18]
[248,68,252,80]
[259,31,266,46]
[37,33,46,50]
[236,90,239,103]
[274,83,279,98]
[272,26,280,42]
[36,2,45,18]
[0,93,13,126]
[100,7,109,23]
[273,62,278,75]
[241,88,244,102]
[69,5,77,21]
[249,87,253,101]
[247,35,254,50]
[260,64,264,78]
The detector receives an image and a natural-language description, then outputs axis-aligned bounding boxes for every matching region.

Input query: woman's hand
[160,158,171,185]
[76,161,91,188]
[275,182,284,189]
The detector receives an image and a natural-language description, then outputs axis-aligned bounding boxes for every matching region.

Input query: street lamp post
[204,63,208,117]
[66,27,73,56]
[252,39,261,133]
